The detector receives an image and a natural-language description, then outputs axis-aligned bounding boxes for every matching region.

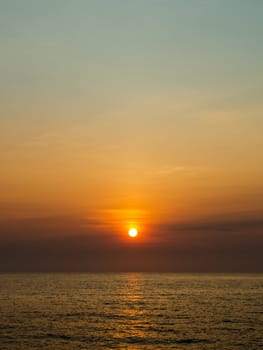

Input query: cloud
[155,165,202,176]
[157,216,263,234]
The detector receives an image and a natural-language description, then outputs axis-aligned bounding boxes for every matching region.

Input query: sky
[0,0,263,272]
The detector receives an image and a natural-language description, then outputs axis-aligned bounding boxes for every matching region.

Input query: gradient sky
[1,0,263,272]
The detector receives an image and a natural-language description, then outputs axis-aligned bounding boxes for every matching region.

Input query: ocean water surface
[0,274,262,349]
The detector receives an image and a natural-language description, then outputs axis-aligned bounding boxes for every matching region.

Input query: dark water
[0,274,263,349]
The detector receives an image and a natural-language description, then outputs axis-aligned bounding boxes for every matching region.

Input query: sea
[0,274,262,349]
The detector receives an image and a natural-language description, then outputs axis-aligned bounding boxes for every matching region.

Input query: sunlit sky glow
[0,0,263,272]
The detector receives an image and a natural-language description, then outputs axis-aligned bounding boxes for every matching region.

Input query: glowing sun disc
[128,228,138,238]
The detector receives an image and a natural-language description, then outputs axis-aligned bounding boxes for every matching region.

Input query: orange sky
[0,1,263,271]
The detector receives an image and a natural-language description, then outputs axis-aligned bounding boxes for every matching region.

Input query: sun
[128,228,138,238]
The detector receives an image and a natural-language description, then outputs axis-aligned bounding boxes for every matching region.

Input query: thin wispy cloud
[155,165,203,176]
